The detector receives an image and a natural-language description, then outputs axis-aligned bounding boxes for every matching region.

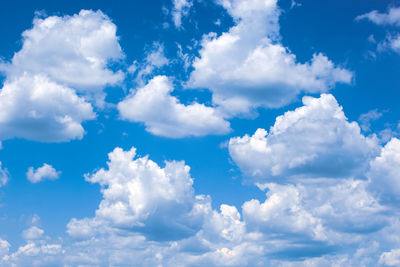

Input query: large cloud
[0,10,123,142]
[118,75,230,138]
[1,10,124,92]
[67,146,212,241]
[0,74,95,142]
[189,0,352,116]
[229,94,379,183]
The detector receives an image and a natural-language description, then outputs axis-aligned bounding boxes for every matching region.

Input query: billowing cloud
[229,94,379,183]
[0,10,123,143]
[0,74,95,142]
[368,138,400,203]
[189,0,352,116]
[118,75,231,138]
[26,163,60,183]
[67,146,212,241]
[1,10,124,93]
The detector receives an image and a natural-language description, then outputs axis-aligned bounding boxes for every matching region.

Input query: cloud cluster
[26,163,60,183]
[0,10,123,142]
[118,75,230,138]
[229,94,379,183]
[189,0,352,116]
[357,7,400,55]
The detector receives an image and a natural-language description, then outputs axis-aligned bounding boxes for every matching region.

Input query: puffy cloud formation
[26,163,60,183]
[229,94,379,183]
[2,139,400,266]
[0,162,9,188]
[356,7,400,26]
[189,0,352,115]
[118,76,230,138]
[0,75,95,142]
[368,138,400,203]
[1,10,124,92]
[67,146,212,241]
[171,0,193,28]
[0,10,123,142]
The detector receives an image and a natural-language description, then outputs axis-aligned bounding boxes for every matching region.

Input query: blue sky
[0,0,400,266]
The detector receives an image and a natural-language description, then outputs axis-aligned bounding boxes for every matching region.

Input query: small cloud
[0,162,9,188]
[22,226,44,240]
[359,109,383,132]
[26,164,60,183]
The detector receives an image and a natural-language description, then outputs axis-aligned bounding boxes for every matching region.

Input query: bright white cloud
[0,74,95,142]
[356,7,400,26]
[1,10,124,92]
[0,10,124,143]
[368,138,400,203]
[229,94,379,183]
[189,0,352,116]
[26,163,60,183]
[171,0,193,28]
[118,75,231,138]
[0,162,9,188]
[67,146,212,241]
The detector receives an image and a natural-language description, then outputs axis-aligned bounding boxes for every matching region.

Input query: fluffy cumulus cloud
[67,146,212,241]
[0,10,123,142]
[229,94,379,183]
[26,163,60,183]
[118,75,230,138]
[1,10,124,92]
[368,138,400,203]
[0,75,95,142]
[2,139,400,266]
[357,7,400,55]
[189,0,352,116]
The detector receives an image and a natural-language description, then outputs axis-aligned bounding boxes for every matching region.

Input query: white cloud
[22,226,44,240]
[229,94,379,183]
[0,10,123,143]
[189,0,352,116]
[67,146,212,241]
[368,138,400,203]
[26,163,60,183]
[0,162,9,188]
[356,7,400,26]
[171,0,193,28]
[118,75,231,138]
[0,74,95,142]
[357,7,400,55]
[1,10,124,93]
[0,239,10,258]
